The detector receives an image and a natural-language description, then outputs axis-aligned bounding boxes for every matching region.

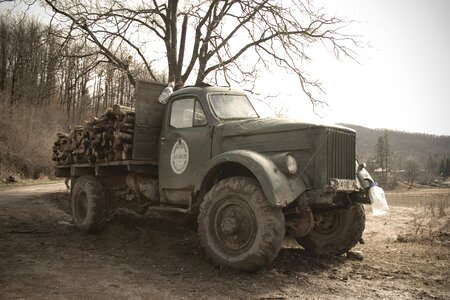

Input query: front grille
[327,129,355,179]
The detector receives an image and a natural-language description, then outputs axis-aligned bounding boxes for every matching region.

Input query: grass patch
[397,197,450,245]
[0,177,63,189]
[0,100,67,180]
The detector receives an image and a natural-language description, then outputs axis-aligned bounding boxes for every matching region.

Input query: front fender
[196,150,310,207]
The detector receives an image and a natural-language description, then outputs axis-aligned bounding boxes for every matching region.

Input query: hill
[341,124,450,167]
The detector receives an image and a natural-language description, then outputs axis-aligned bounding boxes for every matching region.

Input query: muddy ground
[0,183,449,299]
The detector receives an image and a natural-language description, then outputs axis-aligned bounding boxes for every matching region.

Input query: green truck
[55,80,375,271]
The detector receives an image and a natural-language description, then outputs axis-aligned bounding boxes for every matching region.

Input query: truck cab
[158,86,371,208]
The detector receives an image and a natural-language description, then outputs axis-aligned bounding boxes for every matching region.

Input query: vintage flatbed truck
[55,80,375,272]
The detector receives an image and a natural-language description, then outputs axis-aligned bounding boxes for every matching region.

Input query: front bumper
[326,165,374,193]
[328,178,360,192]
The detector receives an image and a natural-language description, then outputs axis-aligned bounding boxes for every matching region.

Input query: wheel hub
[314,211,340,235]
[214,199,257,252]
[221,217,239,235]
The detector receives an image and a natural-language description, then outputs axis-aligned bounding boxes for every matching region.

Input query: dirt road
[0,183,449,299]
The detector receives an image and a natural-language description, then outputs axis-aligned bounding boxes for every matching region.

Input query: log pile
[52,105,136,165]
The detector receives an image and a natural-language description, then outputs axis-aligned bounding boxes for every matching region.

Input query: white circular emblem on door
[170,138,189,174]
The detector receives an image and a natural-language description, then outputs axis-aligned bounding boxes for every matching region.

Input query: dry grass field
[0,183,449,299]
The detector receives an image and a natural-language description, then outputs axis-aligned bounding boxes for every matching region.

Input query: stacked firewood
[52,105,136,165]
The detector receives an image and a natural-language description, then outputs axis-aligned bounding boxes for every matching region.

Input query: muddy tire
[71,175,107,233]
[198,177,285,272]
[296,203,365,255]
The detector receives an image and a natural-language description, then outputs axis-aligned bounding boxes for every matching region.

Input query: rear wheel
[296,203,365,255]
[198,177,285,272]
[71,175,107,233]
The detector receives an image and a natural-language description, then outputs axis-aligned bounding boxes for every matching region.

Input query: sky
[1,0,450,136]
[258,0,450,136]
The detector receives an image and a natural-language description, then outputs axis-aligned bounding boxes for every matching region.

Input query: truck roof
[171,86,247,98]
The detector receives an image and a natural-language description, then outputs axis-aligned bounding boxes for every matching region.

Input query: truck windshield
[209,94,259,120]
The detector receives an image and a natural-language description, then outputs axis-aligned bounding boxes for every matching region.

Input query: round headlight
[286,155,298,175]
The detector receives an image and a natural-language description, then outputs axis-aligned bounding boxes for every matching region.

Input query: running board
[147,206,189,214]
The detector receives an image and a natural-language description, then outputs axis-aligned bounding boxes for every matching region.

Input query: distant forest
[343,124,450,172]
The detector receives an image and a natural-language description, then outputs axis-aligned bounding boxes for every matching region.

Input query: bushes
[396,196,449,245]
[0,99,67,179]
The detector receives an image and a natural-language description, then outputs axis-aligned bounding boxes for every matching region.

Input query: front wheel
[198,177,285,272]
[296,203,365,255]
[71,175,107,233]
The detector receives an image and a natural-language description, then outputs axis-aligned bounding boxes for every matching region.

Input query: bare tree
[0,16,57,105]
[0,14,144,122]
[41,0,361,107]
[405,160,419,189]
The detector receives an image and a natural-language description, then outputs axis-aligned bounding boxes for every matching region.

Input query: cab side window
[193,100,207,126]
[170,99,207,128]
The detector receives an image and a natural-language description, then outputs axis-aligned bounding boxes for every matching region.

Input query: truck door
[159,97,211,206]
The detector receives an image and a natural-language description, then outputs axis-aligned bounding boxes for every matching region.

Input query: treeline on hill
[0,15,160,179]
[343,124,450,187]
